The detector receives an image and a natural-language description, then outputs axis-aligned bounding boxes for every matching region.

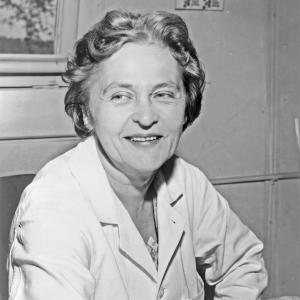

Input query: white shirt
[8,136,268,300]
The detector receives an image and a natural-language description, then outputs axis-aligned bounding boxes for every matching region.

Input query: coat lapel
[116,204,158,282]
[67,136,118,225]
[154,171,185,286]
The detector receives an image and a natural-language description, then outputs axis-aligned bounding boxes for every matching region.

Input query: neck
[95,138,155,210]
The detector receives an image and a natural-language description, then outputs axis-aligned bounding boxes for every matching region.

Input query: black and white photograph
[0,1,299,299]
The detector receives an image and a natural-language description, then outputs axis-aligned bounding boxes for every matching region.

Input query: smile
[125,135,162,143]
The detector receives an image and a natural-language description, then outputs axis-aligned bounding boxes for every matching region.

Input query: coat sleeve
[191,170,268,299]
[7,190,95,300]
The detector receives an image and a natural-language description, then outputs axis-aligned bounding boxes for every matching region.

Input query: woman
[8,10,267,300]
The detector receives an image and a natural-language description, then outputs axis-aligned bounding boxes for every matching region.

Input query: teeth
[130,136,158,142]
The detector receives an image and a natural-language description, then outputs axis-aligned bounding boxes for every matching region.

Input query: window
[0,0,58,54]
[0,0,102,76]
[0,0,82,75]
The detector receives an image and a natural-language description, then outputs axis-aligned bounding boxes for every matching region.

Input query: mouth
[124,135,163,143]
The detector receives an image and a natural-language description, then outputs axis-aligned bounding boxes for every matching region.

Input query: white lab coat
[8,136,267,300]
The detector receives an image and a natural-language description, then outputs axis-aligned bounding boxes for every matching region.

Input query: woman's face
[88,42,186,178]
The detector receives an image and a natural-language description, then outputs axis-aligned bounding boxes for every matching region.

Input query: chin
[129,158,167,176]
[133,164,159,174]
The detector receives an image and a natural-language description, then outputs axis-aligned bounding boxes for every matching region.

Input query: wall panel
[274,179,300,297]
[269,1,300,297]
[215,182,266,242]
[0,138,79,176]
[0,87,74,139]
[276,0,300,173]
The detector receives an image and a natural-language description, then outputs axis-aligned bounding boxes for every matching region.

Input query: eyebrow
[102,82,134,95]
[151,81,181,92]
[102,80,181,95]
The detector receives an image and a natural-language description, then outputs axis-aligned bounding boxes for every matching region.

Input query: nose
[131,99,159,128]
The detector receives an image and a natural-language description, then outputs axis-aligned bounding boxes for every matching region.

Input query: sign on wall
[175,0,224,11]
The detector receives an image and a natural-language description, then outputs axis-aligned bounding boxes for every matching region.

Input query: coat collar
[68,136,119,224]
[67,136,185,282]
[68,136,183,223]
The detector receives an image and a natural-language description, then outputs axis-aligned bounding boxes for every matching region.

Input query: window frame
[0,0,81,76]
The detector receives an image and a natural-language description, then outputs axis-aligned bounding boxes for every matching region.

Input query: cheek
[161,105,186,133]
[92,106,128,138]
[89,104,110,137]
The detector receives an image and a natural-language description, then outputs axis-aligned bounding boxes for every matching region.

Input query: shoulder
[21,148,78,207]
[13,145,93,235]
[9,149,97,261]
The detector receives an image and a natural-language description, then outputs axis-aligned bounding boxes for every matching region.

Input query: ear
[81,105,94,131]
[182,114,189,131]
[83,114,93,131]
[183,114,188,126]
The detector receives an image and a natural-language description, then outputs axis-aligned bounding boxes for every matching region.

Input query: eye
[152,91,176,101]
[110,92,133,104]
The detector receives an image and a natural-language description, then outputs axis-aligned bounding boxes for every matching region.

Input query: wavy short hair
[63,10,205,138]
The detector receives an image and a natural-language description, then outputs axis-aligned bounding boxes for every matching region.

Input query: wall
[269,0,300,295]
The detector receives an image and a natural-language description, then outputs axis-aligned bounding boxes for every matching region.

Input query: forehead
[90,42,183,89]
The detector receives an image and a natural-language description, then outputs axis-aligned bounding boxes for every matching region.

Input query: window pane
[0,0,57,54]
